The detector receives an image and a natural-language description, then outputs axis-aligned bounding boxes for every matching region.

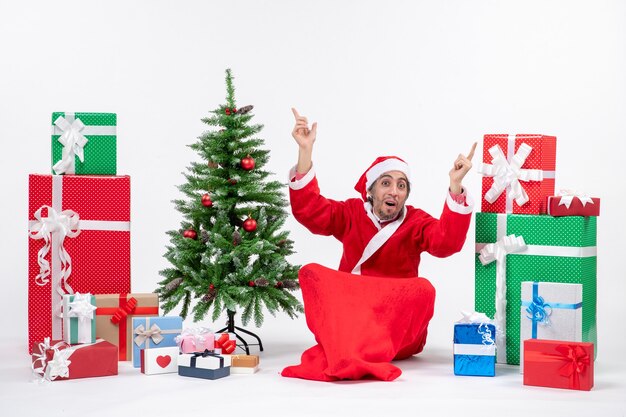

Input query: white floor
[2,326,625,417]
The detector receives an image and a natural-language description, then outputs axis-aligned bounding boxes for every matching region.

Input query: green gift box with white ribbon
[474,212,597,365]
[51,112,117,175]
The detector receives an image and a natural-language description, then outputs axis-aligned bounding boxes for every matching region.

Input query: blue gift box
[178,351,231,380]
[453,323,496,377]
[131,316,183,368]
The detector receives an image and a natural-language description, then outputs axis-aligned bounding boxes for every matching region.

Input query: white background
[1,0,625,415]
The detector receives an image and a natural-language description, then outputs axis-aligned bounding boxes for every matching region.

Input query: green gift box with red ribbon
[474,212,597,365]
[94,293,159,361]
[51,112,117,175]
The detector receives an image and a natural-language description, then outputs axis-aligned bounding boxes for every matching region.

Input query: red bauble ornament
[183,229,197,240]
[248,280,255,287]
[228,178,238,185]
[242,217,257,232]
[240,155,255,171]
[225,108,231,115]
[275,281,283,288]
[233,107,237,114]
[201,194,213,207]
[209,284,215,290]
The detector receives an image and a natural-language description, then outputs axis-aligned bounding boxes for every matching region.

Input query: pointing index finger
[467,142,477,161]
[291,107,300,119]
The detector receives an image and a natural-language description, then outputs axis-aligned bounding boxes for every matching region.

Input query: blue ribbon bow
[521,282,582,339]
[525,295,553,325]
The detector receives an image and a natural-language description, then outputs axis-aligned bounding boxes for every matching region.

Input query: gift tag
[140,346,179,375]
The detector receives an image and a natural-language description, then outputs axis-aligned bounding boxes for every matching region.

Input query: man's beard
[376,205,402,221]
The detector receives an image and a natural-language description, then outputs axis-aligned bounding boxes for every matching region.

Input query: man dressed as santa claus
[282,108,477,382]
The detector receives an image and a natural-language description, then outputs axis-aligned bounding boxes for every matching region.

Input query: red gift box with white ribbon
[546,191,600,217]
[28,174,131,353]
[31,338,118,381]
[523,339,594,391]
[478,134,556,214]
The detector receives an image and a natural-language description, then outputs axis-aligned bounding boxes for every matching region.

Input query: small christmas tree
[156,69,303,329]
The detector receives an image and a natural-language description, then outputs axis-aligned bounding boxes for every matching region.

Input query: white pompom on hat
[354,156,411,201]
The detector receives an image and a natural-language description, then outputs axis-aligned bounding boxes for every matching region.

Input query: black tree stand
[216,309,264,355]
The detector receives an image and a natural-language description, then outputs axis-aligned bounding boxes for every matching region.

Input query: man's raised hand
[291,107,317,150]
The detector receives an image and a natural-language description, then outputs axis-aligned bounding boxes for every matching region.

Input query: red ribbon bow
[555,344,590,389]
[215,333,236,354]
[110,297,137,324]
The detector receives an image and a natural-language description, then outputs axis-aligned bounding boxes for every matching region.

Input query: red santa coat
[281,166,474,381]
[289,166,473,277]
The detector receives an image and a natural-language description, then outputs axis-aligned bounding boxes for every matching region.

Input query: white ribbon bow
[478,143,543,206]
[52,116,89,175]
[45,347,73,380]
[557,189,595,209]
[478,234,527,266]
[32,338,72,382]
[134,323,164,346]
[28,205,80,291]
[456,310,493,324]
[67,292,96,322]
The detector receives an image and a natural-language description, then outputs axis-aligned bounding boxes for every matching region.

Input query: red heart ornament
[156,355,172,368]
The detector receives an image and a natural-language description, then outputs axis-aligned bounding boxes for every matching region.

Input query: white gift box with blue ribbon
[520,281,582,372]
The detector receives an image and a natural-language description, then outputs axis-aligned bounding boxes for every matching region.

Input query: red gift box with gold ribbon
[478,134,556,214]
[95,293,159,361]
[523,339,594,391]
[28,175,131,353]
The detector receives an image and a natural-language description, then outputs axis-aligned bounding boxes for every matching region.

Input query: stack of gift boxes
[453,133,598,391]
[173,328,260,378]
[28,112,260,382]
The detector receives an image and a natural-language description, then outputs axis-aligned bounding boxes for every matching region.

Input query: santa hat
[354,156,411,201]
